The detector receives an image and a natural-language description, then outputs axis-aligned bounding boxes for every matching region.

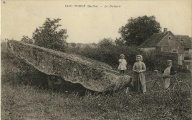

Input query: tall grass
[2,82,191,119]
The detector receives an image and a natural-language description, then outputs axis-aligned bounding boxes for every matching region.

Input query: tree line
[21,15,161,51]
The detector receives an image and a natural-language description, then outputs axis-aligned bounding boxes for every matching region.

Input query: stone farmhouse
[175,35,192,70]
[139,28,192,71]
[176,35,192,60]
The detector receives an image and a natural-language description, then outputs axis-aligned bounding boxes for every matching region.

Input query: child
[118,54,127,75]
[162,60,175,89]
[133,55,146,94]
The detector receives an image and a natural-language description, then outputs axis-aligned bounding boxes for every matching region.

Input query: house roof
[139,31,171,48]
[175,35,192,49]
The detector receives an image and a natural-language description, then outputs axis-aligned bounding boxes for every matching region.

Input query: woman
[133,55,146,94]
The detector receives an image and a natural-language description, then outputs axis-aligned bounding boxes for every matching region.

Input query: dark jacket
[162,66,176,75]
[170,67,176,75]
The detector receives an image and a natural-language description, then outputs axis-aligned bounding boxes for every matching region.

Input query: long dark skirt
[133,73,143,93]
[133,78,143,93]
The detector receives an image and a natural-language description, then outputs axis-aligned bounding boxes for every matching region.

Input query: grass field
[1,48,191,120]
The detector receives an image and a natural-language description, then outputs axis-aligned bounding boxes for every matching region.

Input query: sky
[1,0,192,43]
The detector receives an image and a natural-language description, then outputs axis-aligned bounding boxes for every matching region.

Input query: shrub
[68,43,185,72]
[21,36,34,44]
[68,44,141,69]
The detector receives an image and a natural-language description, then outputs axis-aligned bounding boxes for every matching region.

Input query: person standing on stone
[118,54,127,75]
[133,55,146,94]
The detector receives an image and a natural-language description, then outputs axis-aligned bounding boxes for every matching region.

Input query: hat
[136,55,143,61]
[120,54,125,58]
[167,60,172,62]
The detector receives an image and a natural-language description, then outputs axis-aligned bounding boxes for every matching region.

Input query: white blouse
[163,66,171,76]
[118,59,127,70]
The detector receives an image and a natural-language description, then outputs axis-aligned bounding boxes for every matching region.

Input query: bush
[142,50,182,71]
[68,43,184,72]
[21,36,34,44]
[142,50,162,71]
[68,44,141,69]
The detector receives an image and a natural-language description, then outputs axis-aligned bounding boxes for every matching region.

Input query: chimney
[164,28,167,32]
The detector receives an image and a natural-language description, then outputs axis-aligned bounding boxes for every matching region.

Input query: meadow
[1,46,191,120]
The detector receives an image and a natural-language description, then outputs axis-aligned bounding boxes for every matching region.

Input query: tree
[70,43,76,47]
[119,15,161,46]
[32,18,68,52]
[21,35,34,44]
[115,37,125,46]
[98,38,115,48]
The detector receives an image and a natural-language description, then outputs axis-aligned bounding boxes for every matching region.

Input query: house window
[161,47,163,51]
[172,49,178,53]
[184,48,189,51]
[168,36,172,43]
[184,56,191,60]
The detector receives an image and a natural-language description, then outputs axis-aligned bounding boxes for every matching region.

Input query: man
[162,60,176,89]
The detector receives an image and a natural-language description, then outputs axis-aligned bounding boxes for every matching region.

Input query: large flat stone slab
[7,40,132,92]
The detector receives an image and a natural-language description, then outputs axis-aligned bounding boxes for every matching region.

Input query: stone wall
[7,40,132,92]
